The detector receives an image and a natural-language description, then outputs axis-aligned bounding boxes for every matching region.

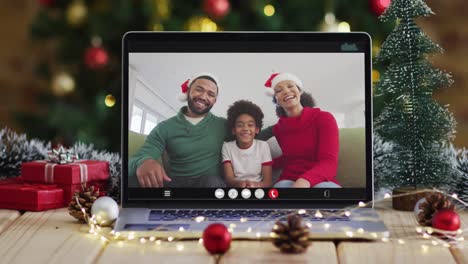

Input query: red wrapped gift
[21,160,109,185]
[21,160,109,205]
[0,177,64,211]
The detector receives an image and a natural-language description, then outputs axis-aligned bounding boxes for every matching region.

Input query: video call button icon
[215,189,225,199]
[228,189,238,199]
[254,189,265,199]
[241,189,251,199]
[163,190,171,197]
[268,189,279,199]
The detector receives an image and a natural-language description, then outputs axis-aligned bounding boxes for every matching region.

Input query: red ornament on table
[203,0,230,20]
[370,0,391,16]
[432,209,461,232]
[84,46,109,69]
[202,223,231,254]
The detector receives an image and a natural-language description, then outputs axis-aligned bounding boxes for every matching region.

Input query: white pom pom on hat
[264,72,303,96]
[177,72,220,102]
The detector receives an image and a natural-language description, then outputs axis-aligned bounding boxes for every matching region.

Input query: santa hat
[178,72,220,102]
[264,72,303,96]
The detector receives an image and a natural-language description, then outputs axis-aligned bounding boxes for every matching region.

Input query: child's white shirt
[222,139,272,182]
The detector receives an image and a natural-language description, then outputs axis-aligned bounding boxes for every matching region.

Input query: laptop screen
[123,32,372,208]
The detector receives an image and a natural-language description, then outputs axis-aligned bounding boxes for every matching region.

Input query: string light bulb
[105,94,116,107]
[421,245,429,253]
[373,70,381,83]
[263,5,275,16]
[337,22,351,32]
[314,210,323,218]
[176,243,184,251]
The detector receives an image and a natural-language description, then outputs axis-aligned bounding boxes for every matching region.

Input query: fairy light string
[79,189,467,250]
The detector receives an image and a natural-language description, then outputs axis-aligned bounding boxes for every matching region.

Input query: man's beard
[187,96,213,115]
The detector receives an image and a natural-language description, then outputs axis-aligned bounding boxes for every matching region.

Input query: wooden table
[0,203,466,264]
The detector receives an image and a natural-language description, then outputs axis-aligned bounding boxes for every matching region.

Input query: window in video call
[126,50,368,201]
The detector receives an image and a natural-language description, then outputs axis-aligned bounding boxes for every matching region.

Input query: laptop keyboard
[148,210,350,222]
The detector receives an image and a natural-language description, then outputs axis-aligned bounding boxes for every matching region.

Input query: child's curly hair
[227,100,264,133]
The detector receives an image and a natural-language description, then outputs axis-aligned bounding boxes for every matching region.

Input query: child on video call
[222,100,273,188]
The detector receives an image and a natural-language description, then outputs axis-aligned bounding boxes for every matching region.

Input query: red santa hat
[178,72,220,102]
[264,72,303,96]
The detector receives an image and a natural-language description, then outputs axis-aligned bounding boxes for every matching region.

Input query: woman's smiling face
[274,80,302,109]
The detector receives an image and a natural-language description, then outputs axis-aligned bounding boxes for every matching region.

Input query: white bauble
[414,198,426,217]
[91,197,119,226]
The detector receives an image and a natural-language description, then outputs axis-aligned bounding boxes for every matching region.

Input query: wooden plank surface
[99,241,212,264]
[0,208,104,264]
[0,202,466,264]
[377,208,421,239]
[98,240,337,264]
[337,241,456,264]
[0,209,20,234]
[337,200,467,264]
[221,241,337,264]
[449,212,468,264]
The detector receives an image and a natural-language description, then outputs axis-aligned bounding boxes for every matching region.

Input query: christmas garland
[0,127,121,201]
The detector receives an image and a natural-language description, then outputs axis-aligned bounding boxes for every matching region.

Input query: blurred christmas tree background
[1,0,468,197]
[5,0,396,153]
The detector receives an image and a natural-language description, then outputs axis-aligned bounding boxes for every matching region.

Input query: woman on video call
[257,73,342,188]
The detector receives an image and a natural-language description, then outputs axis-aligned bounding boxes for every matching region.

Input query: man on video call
[128,73,227,188]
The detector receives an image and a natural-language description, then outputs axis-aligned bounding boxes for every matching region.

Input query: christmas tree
[374,0,458,189]
[18,0,393,153]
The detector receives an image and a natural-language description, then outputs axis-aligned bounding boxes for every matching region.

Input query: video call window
[127,53,366,191]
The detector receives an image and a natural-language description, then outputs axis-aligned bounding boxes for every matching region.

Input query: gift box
[21,160,109,184]
[21,160,109,205]
[0,177,64,211]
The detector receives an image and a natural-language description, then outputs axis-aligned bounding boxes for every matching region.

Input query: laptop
[116,32,389,240]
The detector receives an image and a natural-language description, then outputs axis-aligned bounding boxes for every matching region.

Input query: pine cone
[272,214,311,253]
[417,192,455,226]
[68,185,104,222]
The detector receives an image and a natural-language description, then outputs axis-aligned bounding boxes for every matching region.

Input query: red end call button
[268,188,279,199]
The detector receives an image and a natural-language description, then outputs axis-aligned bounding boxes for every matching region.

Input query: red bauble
[84,47,109,69]
[39,0,55,6]
[432,210,461,232]
[202,223,231,254]
[203,0,230,19]
[370,0,391,16]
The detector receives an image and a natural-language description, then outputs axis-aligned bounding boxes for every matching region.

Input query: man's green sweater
[128,107,226,181]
